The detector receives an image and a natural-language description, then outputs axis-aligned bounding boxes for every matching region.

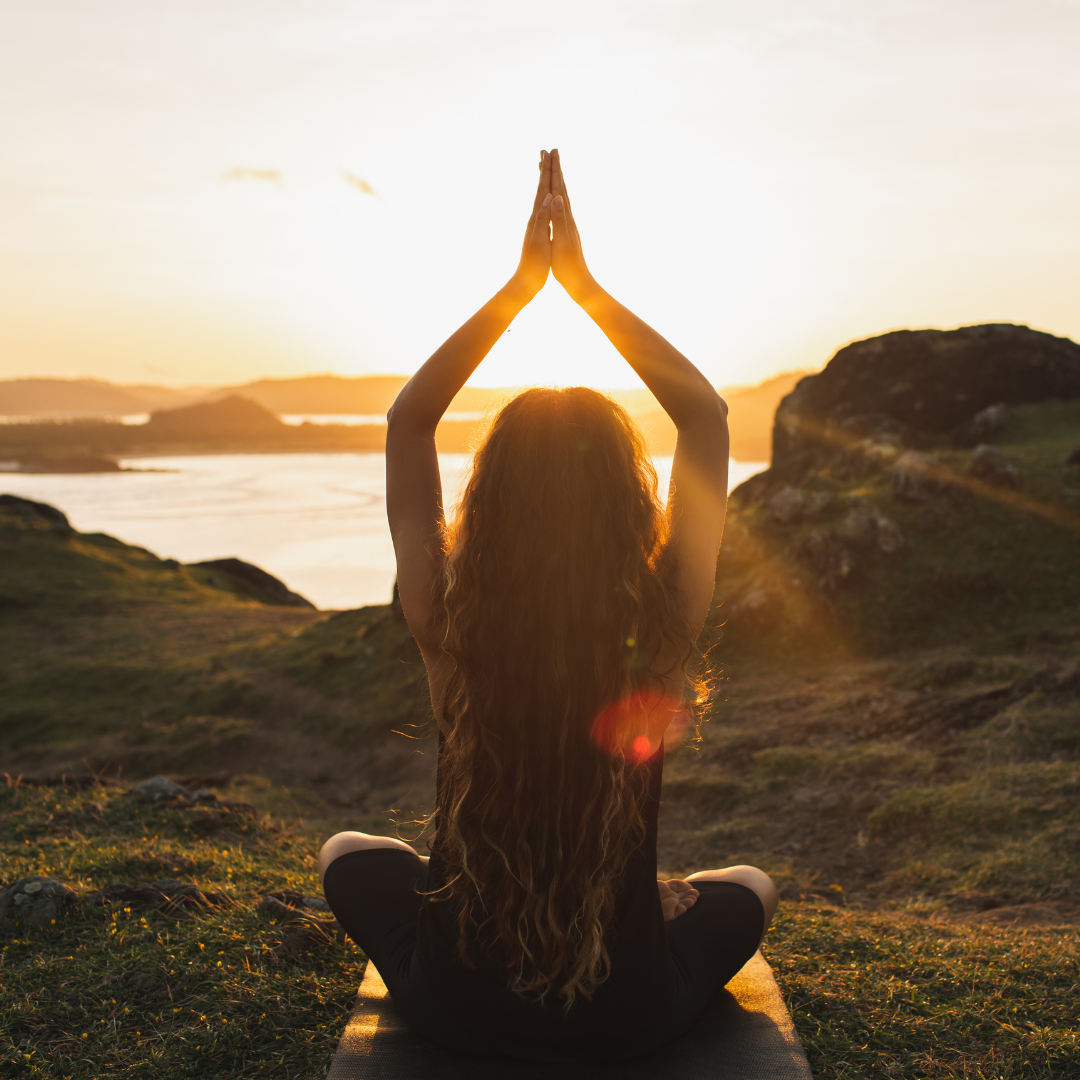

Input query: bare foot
[658,878,700,922]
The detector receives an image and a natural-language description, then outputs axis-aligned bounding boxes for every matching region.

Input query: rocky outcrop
[770,324,1080,479]
[0,493,74,532]
[192,558,315,608]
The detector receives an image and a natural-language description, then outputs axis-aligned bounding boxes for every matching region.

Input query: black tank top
[415,744,671,1056]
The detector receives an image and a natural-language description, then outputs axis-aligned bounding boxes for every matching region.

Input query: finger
[551,192,580,253]
[550,148,569,207]
[528,192,552,244]
[551,193,568,235]
[531,150,552,214]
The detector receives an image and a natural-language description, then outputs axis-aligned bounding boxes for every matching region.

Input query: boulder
[0,494,73,533]
[970,444,1020,488]
[0,876,78,926]
[191,558,315,608]
[770,324,1080,476]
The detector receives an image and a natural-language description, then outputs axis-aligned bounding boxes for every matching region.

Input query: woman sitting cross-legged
[318,149,778,1063]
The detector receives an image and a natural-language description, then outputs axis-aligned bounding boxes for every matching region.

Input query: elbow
[704,389,728,423]
[677,387,728,431]
[386,402,438,439]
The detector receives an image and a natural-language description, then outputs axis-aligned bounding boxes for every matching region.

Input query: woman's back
[424,386,691,1009]
[416,744,669,1059]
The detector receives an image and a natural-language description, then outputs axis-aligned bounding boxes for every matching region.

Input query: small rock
[857,439,902,469]
[892,451,941,502]
[190,789,218,804]
[302,896,332,913]
[837,505,877,548]
[874,514,905,554]
[132,776,192,802]
[970,403,1010,440]
[769,486,809,525]
[0,876,78,926]
[86,879,225,912]
[970,444,1020,488]
[1066,447,1080,471]
[790,529,857,592]
[258,895,301,921]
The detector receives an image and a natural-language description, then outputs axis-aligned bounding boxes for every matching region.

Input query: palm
[549,149,594,301]
[512,152,553,300]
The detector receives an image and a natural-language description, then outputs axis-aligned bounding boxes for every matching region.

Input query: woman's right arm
[548,151,729,638]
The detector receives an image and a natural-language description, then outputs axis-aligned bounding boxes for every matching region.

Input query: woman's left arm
[386,154,552,650]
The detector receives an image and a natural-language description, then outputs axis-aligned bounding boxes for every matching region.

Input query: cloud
[342,170,377,196]
[221,167,282,184]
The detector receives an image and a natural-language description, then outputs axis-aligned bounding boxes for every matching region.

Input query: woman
[319,150,778,1062]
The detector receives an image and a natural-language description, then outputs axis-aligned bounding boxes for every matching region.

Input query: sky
[1,0,1078,390]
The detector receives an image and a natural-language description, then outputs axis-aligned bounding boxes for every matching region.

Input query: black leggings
[323,848,764,1062]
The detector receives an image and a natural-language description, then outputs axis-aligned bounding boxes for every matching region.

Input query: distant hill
[0,378,202,417]
[0,371,812,464]
[211,375,512,416]
[634,370,811,460]
[144,395,287,441]
[213,375,409,415]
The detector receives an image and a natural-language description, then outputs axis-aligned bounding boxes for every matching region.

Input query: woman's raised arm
[386,153,552,649]
[548,150,729,638]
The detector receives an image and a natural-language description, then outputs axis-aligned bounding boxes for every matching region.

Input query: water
[0,454,767,610]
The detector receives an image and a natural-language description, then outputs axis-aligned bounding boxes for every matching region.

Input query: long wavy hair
[429,386,702,1009]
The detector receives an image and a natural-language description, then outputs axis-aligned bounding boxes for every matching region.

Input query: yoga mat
[327,950,813,1079]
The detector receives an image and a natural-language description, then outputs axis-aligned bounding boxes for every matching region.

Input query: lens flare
[590,690,689,764]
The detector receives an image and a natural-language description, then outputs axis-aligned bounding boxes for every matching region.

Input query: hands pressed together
[510,149,597,306]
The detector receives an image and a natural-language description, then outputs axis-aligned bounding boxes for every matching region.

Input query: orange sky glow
[1,1,1078,390]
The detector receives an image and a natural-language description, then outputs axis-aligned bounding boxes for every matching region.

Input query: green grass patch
[768,903,1080,1078]
[713,399,1080,659]
[1,780,359,1079]
[2,780,1077,1078]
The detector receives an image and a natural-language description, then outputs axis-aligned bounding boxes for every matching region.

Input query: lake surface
[1,454,766,610]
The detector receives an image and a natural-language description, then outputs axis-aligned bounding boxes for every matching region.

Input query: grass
[768,904,1080,1078]
[2,779,1077,1078]
[2,398,1079,1075]
[1,780,357,1079]
[712,399,1080,658]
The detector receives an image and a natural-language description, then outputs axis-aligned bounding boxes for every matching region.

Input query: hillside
[2,475,1077,918]
[1,475,1078,1074]
[0,378,202,417]
[710,326,1080,660]
[634,370,808,459]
